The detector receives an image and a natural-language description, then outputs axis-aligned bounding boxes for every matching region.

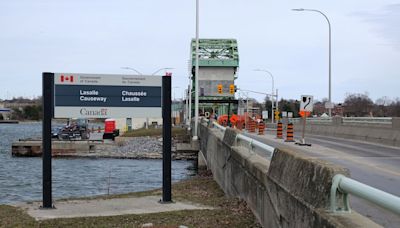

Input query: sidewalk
[17,196,213,220]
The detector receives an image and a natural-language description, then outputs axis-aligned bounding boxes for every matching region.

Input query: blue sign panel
[53,73,162,118]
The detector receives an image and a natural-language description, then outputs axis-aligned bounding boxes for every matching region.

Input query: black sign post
[162,74,172,202]
[42,72,54,208]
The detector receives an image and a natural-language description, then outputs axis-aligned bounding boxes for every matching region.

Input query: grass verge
[0,170,261,228]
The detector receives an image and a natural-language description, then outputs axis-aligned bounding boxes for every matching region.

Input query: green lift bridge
[190,39,239,117]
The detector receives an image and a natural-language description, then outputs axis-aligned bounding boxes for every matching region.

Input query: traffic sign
[300,95,314,112]
[325,101,334,109]
[282,111,287,117]
[299,111,311,117]
[230,114,238,123]
[262,111,268,119]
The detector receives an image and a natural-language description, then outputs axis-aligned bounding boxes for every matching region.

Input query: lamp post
[292,8,332,117]
[122,67,174,76]
[188,80,192,129]
[120,67,143,75]
[184,89,188,125]
[151,67,174,75]
[193,0,200,140]
[172,86,179,101]
[254,69,275,123]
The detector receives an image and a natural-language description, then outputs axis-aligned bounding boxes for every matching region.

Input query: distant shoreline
[0,120,19,124]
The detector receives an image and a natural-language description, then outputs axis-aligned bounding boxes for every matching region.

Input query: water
[0,122,195,204]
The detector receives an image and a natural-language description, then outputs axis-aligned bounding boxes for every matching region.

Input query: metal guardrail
[201,118,210,124]
[291,117,393,125]
[211,121,226,133]
[342,117,392,125]
[236,134,275,158]
[291,117,332,123]
[211,122,275,159]
[330,174,400,215]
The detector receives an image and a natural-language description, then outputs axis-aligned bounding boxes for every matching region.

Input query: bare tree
[343,93,374,117]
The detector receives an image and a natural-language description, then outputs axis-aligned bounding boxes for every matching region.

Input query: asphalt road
[244,130,400,228]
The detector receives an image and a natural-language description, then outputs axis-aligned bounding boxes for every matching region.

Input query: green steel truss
[191,39,239,67]
[189,39,239,116]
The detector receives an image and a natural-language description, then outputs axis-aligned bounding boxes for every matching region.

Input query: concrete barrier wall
[294,117,400,147]
[198,123,379,228]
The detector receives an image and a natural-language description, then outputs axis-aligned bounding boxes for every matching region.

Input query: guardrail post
[330,174,351,213]
[331,174,400,215]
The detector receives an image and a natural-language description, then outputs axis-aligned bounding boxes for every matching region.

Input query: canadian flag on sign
[60,75,74,83]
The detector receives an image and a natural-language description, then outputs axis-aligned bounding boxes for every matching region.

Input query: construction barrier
[277,122,283,139]
[249,120,256,133]
[258,122,265,135]
[285,123,295,142]
[237,120,243,131]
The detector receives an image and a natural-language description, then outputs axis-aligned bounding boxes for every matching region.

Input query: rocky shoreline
[95,136,197,160]
[12,136,197,160]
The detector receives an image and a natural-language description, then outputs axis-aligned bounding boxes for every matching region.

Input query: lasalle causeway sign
[42,72,172,209]
[53,73,162,118]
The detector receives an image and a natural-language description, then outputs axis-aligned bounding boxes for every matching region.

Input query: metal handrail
[291,117,393,125]
[342,117,392,124]
[201,118,210,124]
[212,122,274,158]
[330,174,400,215]
[212,121,226,133]
[291,117,332,122]
[235,134,275,159]
[343,117,392,121]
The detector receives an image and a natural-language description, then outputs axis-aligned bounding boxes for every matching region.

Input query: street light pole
[188,79,192,129]
[120,67,143,75]
[151,67,174,76]
[193,0,200,140]
[254,69,275,123]
[184,89,188,125]
[173,86,179,101]
[292,8,332,116]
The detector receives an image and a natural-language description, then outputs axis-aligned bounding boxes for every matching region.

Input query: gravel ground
[81,137,195,160]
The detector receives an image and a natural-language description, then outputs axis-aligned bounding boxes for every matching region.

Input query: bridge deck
[244,130,400,227]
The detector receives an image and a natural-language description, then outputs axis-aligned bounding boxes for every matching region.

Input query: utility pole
[193,0,200,140]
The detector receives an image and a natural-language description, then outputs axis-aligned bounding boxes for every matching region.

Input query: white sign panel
[325,102,334,109]
[300,95,314,112]
[262,111,268,119]
[288,112,293,118]
[53,73,163,118]
[282,111,287,117]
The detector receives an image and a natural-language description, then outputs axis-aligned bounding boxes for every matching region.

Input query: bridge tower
[190,39,239,117]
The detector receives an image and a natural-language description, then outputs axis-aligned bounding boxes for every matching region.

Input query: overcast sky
[0,0,399,102]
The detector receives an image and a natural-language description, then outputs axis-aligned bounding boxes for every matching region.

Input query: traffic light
[229,84,235,94]
[217,84,223,94]
[274,110,280,121]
